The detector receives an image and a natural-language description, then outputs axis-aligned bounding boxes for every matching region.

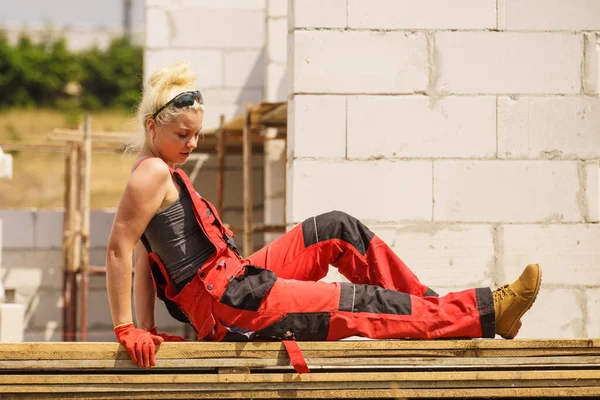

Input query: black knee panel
[301,210,374,255]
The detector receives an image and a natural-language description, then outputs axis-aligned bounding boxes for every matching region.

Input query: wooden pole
[216,114,226,217]
[61,148,72,342]
[242,104,253,255]
[79,115,92,342]
[66,142,80,341]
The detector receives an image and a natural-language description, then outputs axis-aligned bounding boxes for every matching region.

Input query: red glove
[147,326,189,342]
[114,322,164,368]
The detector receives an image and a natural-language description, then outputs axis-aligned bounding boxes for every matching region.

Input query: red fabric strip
[281,340,310,374]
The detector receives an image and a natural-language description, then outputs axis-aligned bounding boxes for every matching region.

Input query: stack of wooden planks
[0,339,599,399]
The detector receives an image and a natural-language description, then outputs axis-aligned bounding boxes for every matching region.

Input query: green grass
[0,108,138,209]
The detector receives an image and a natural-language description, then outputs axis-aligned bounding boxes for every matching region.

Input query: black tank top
[143,188,216,291]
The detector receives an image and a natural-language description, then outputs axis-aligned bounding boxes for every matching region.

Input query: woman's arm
[106,158,169,325]
[133,240,156,331]
[105,159,171,367]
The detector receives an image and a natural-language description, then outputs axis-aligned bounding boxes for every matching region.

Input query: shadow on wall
[234,48,266,115]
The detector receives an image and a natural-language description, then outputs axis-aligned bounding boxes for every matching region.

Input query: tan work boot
[493,264,542,339]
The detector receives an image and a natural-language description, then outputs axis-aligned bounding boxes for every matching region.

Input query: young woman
[106,62,542,370]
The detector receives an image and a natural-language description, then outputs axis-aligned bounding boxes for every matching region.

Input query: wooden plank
[1,338,598,353]
[2,370,600,384]
[1,340,599,360]
[1,355,599,370]
[2,387,600,399]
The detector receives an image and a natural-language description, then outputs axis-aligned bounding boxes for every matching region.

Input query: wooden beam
[242,103,253,256]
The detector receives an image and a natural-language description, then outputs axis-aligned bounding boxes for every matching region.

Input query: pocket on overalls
[219,265,277,312]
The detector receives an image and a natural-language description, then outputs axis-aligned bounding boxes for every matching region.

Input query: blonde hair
[127,61,205,152]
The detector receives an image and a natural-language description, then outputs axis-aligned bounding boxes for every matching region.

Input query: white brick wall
[289,0,347,29]
[586,160,600,222]
[144,49,223,88]
[267,17,288,63]
[498,97,600,159]
[498,0,600,31]
[517,287,585,339]
[289,95,346,158]
[584,33,599,95]
[347,96,496,159]
[435,32,582,94]
[348,0,496,30]
[146,8,265,49]
[288,160,432,223]
[434,161,583,223]
[224,49,265,87]
[286,0,600,340]
[587,289,600,337]
[371,224,496,288]
[292,31,428,93]
[498,224,600,286]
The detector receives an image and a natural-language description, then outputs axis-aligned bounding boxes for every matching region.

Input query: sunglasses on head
[152,90,204,120]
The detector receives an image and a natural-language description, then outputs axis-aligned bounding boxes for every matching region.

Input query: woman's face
[150,109,203,166]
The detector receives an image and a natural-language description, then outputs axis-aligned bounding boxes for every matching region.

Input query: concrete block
[267,17,288,63]
[434,161,583,223]
[202,104,242,130]
[587,288,600,337]
[33,211,63,249]
[90,248,108,269]
[292,31,428,94]
[515,287,584,339]
[147,8,265,49]
[347,96,496,159]
[186,156,265,210]
[348,0,496,30]
[498,224,600,286]
[268,0,288,17]
[90,211,116,248]
[25,288,61,331]
[498,97,600,160]
[87,289,116,330]
[585,160,600,222]
[436,32,582,94]
[370,224,496,288]
[498,0,600,31]
[584,33,599,95]
[288,160,432,223]
[265,139,286,198]
[0,265,44,293]
[289,95,346,158]
[0,304,25,342]
[224,49,265,88]
[0,149,12,179]
[290,0,346,29]
[144,49,223,88]
[147,0,266,9]
[145,7,169,48]
[265,63,288,101]
[202,87,263,106]
[0,211,34,248]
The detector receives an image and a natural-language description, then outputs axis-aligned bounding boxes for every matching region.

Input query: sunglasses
[152,90,204,120]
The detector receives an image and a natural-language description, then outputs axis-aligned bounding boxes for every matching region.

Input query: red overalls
[142,162,496,371]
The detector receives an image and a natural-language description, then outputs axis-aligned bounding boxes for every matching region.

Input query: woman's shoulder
[129,157,171,189]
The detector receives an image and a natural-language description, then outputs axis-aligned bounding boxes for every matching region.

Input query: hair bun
[148,61,196,90]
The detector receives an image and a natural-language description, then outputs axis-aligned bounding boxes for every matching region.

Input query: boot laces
[492,285,514,303]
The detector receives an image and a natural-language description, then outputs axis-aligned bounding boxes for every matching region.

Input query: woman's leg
[246,211,436,297]
[213,264,541,342]
[214,266,494,341]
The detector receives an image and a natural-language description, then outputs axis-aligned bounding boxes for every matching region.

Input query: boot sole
[503,266,543,339]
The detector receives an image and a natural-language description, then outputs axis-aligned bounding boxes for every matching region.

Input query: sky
[0,0,146,28]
